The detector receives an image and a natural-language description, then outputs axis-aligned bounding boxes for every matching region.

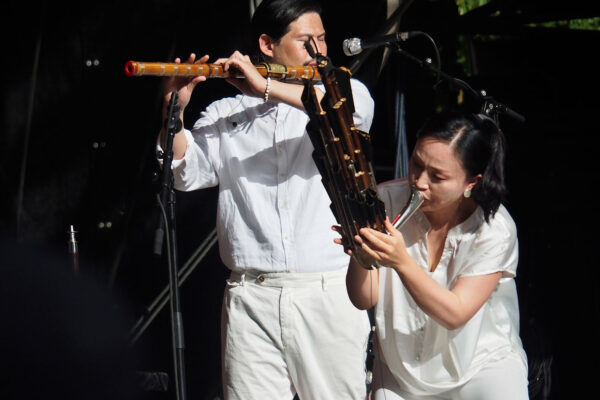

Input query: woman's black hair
[250,0,322,60]
[416,110,507,221]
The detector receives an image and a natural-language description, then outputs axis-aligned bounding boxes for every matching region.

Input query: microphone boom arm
[391,43,525,124]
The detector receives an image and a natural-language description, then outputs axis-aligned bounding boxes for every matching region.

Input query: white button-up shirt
[170,79,374,273]
[375,178,528,395]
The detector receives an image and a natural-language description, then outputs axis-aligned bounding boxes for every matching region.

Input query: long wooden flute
[124,60,321,81]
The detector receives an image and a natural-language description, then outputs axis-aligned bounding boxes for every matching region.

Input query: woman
[339,110,529,399]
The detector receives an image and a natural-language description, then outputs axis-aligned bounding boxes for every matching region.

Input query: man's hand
[162,53,209,115]
[216,51,268,98]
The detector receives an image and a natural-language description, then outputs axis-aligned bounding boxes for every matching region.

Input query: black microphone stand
[154,91,187,400]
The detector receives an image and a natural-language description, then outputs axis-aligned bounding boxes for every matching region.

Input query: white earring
[464,188,471,198]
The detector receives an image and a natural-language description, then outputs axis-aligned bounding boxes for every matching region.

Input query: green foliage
[455,0,491,16]
[453,2,599,78]
[527,17,600,31]
[456,0,600,30]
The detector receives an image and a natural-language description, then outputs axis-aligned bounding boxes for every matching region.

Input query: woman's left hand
[332,225,353,255]
[356,217,409,269]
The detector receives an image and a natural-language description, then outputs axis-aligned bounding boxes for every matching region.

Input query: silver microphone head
[342,37,363,56]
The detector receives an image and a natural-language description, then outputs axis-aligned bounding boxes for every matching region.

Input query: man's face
[270,11,327,66]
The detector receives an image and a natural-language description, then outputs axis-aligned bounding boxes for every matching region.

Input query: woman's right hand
[162,53,209,112]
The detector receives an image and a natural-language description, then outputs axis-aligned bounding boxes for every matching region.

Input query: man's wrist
[263,76,272,102]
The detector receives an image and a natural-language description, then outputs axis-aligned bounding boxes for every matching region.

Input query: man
[159,1,374,398]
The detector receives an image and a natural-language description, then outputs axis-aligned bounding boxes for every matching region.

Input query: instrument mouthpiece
[392,187,424,230]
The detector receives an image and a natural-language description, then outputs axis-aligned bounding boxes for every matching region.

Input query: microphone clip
[164,92,182,133]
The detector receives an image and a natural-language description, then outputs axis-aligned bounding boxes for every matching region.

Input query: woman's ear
[259,34,275,59]
[468,174,483,191]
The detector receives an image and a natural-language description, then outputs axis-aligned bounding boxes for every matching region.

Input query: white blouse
[375,178,527,395]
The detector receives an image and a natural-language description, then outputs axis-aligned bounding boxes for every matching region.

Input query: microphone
[342,31,417,56]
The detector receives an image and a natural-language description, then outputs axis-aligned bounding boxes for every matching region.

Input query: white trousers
[221,269,371,400]
[371,352,529,400]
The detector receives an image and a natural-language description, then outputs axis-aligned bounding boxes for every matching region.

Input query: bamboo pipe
[124,60,321,81]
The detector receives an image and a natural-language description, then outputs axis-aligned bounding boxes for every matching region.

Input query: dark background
[2,0,599,398]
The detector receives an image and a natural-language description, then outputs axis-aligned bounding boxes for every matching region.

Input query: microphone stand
[68,225,79,273]
[154,91,187,400]
[390,42,525,124]
[129,228,217,345]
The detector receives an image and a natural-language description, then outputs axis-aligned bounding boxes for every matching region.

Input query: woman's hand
[333,225,380,309]
[355,217,409,270]
[333,224,384,271]
[332,225,352,255]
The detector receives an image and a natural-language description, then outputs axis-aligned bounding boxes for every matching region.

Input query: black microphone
[342,31,417,56]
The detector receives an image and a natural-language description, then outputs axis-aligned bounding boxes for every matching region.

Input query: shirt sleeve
[349,78,375,132]
[156,106,221,192]
[458,207,519,279]
[377,178,411,217]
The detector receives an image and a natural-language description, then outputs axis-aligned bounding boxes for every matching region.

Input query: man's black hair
[250,0,322,60]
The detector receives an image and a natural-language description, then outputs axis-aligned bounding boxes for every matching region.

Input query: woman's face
[409,137,476,215]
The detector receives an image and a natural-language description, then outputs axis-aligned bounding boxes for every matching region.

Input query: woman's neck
[424,198,478,232]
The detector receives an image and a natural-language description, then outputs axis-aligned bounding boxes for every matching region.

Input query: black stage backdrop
[1,1,599,399]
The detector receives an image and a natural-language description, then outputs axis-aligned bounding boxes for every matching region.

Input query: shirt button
[415,355,420,361]
[257,275,266,283]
